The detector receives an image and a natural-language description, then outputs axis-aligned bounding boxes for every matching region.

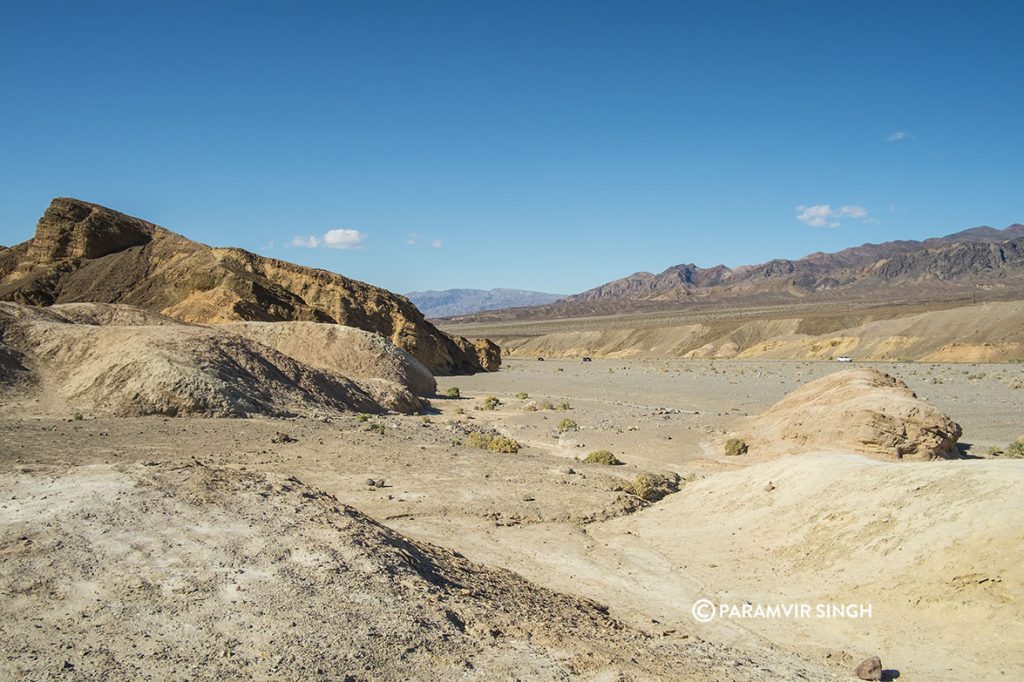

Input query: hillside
[407,288,565,317]
[0,198,499,374]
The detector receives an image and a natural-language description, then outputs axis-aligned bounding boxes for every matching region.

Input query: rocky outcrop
[734,368,962,461]
[0,198,500,375]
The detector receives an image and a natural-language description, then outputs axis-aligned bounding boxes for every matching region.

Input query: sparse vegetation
[367,423,386,435]
[71,412,83,421]
[466,430,522,454]
[992,439,1024,458]
[557,418,578,432]
[583,450,622,465]
[515,391,529,399]
[357,413,371,422]
[481,396,501,411]
[556,401,572,411]
[444,387,461,398]
[420,416,432,425]
[537,400,555,411]
[620,473,680,502]
[724,438,748,456]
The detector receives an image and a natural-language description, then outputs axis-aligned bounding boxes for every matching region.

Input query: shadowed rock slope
[0,198,500,374]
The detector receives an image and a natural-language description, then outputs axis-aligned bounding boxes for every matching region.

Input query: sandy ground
[2,358,1022,679]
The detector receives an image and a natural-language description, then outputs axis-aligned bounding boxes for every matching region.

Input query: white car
[836,356,853,362]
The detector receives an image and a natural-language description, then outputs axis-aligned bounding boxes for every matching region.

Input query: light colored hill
[475,300,1024,362]
[0,302,432,416]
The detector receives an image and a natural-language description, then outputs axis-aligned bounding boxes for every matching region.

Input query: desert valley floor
[2,357,1022,680]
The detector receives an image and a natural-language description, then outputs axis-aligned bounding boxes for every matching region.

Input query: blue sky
[1,1,1021,294]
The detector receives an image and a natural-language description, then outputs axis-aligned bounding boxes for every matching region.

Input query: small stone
[374,479,385,488]
[764,481,776,492]
[365,479,378,487]
[855,656,883,681]
[271,432,296,444]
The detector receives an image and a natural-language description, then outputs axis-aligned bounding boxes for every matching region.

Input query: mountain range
[446,223,1024,322]
[407,288,565,318]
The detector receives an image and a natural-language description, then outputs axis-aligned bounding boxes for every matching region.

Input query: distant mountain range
[446,223,1024,322]
[407,286,569,319]
[406,288,565,318]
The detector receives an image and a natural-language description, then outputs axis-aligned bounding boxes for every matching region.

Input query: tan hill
[446,299,1024,363]
[0,198,499,374]
[0,302,433,416]
[728,368,962,461]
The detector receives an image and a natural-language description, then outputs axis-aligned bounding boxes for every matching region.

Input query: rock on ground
[734,368,961,460]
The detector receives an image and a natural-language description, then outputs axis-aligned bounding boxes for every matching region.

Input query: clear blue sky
[1,1,1021,294]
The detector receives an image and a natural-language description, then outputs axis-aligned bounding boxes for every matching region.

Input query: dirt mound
[0,463,778,680]
[0,302,435,417]
[735,368,962,460]
[0,198,499,374]
[223,322,436,397]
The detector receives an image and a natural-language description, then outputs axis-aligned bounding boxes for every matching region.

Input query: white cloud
[405,233,419,245]
[290,235,321,248]
[322,228,365,249]
[886,131,910,142]
[289,228,366,250]
[431,239,443,249]
[796,204,871,228]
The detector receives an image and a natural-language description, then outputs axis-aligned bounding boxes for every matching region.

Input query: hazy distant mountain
[407,288,565,317]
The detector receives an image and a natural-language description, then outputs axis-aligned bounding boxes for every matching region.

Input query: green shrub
[515,391,529,399]
[583,450,622,465]
[70,412,83,421]
[367,423,386,435]
[466,430,521,454]
[537,400,554,411]
[556,401,572,411]
[621,473,678,502]
[1006,440,1024,458]
[445,387,461,398]
[357,414,371,422]
[481,396,500,410]
[421,416,432,425]
[724,438,748,456]
[557,418,578,432]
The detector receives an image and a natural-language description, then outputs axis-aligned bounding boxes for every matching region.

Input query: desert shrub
[367,423,386,435]
[357,413,371,422]
[450,438,463,447]
[445,387,461,398]
[724,438,748,456]
[466,430,521,454]
[556,401,572,411]
[537,400,554,411]
[421,416,432,425]
[620,473,680,502]
[1006,440,1024,458]
[584,450,622,465]
[515,391,529,399]
[481,396,500,410]
[557,418,578,432]
[70,412,83,421]
[523,403,538,412]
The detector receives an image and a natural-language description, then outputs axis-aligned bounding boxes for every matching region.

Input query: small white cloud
[289,228,366,250]
[290,235,321,248]
[886,131,910,142]
[322,228,365,250]
[796,204,871,228]
[431,239,443,249]
[405,233,419,245]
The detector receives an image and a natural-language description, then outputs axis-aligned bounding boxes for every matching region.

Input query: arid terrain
[3,357,1023,679]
